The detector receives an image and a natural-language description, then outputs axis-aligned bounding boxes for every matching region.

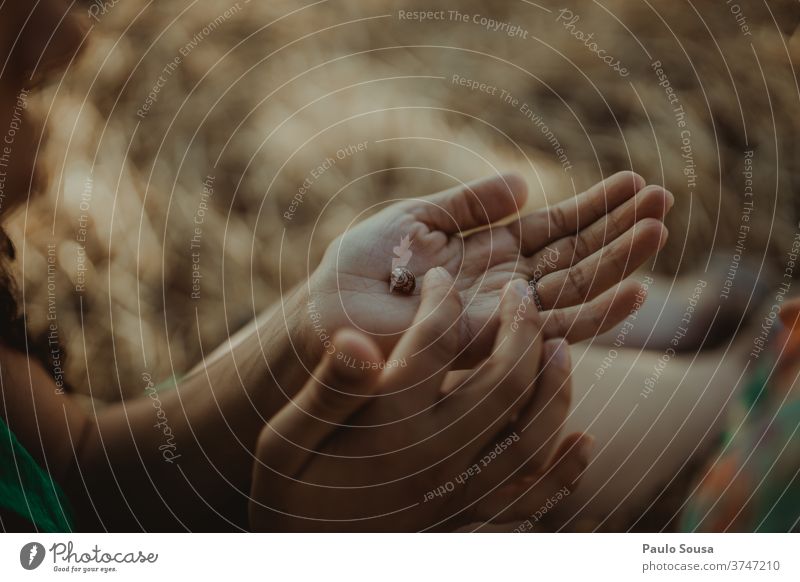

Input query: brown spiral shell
[389,266,416,295]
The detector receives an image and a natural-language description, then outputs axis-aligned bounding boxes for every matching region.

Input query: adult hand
[303,171,671,365]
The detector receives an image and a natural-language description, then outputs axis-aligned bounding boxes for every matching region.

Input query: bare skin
[251,273,591,531]
[0,2,672,531]
[308,171,672,366]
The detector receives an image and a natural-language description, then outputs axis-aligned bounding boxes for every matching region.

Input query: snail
[389,266,416,295]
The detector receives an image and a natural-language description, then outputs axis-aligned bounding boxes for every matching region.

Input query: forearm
[71,285,314,531]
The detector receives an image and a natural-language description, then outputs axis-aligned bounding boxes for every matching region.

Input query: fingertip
[663,188,675,211]
[634,217,669,250]
[568,280,643,340]
[628,279,648,307]
[423,266,453,290]
[420,267,458,306]
[498,172,529,207]
[659,223,670,249]
[609,170,646,193]
[581,171,647,217]
[614,279,647,314]
[333,328,382,363]
[619,277,644,296]
[575,434,595,469]
[421,267,460,308]
[503,278,531,302]
[625,171,646,192]
[637,185,675,216]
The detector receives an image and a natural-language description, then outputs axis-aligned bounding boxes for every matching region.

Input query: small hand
[305,171,671,364]
[250,270,591,531]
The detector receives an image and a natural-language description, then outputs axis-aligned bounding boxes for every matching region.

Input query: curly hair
[0,227,65,387]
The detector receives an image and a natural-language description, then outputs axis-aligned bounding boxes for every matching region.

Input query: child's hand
[303,171,671,366]
[249,269,591,531]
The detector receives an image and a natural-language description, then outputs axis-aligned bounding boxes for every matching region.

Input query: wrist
[195,281,317,422]
[255,282,317,398]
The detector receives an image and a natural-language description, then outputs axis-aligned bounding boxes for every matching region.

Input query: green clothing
[0,416,74,532]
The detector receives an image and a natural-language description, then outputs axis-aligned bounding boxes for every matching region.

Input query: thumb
[421,173,528,234]
[254,328,383,478]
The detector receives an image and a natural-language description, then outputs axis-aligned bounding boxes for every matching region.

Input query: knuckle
[566,265,588,299]
[547,307,568,337]
[464,188,490,227]
[548,203,570,233]
[607,242,631,278]
[606,205,625,236]
[545,237,573,268]
[572,231,593,260]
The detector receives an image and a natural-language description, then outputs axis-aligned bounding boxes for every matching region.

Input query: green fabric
[155,375,180,393]
[0,416,74,532]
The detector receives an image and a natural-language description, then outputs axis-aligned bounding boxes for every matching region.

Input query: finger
[381,267,463,413]
[479,338,573,482]
[471,433,593,524]
[512,433,593,527]
[535,218,668,309]
[442,279,543,454]
[543,432,594,492]
[412,173,528,234]
[513,171,646,255]
[253,329,382,479]
[527,185,673,275]
[542,279,646,343]
[512,339,573,473]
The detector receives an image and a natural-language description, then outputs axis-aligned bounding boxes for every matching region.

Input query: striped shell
[389,266,416,295]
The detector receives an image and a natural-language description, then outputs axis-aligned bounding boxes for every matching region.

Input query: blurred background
[10,0,800,527]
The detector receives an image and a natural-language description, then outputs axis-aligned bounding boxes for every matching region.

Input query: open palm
[306,171,672,364]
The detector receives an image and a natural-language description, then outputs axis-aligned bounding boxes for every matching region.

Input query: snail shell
[389,266,416,295]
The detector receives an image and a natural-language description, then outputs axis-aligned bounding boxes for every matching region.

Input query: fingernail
[659,224,670,249]
[578,436,595,466]
[548,338,571,370]
[509,278,530,299]
[425,266,450,285]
